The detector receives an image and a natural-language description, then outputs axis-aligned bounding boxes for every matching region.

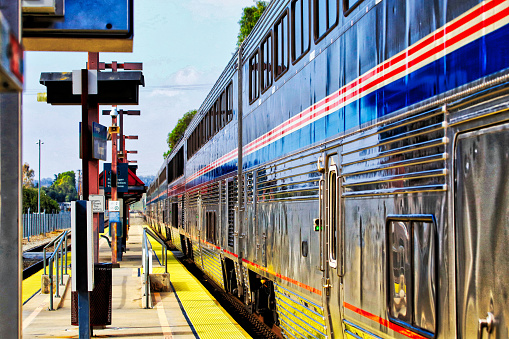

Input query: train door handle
[478,312,495,339]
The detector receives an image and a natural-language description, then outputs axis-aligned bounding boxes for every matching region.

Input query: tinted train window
[261,33,273,92]
[220,92,226,128]
[292,0,310,62]
[249,51,260,102]
[227,82,233,122]
[343,0,363,16]
[315,0,338,40]
[274,12,289,79]
[210,108,215,137]
[206,211,217,244]
[387,216,436,336]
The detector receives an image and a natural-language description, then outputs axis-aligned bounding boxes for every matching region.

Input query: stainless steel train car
[146,0,509,338]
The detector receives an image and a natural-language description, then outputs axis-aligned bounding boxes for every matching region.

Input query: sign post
[110,110,119,264]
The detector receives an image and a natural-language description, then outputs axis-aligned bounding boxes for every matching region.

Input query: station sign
[117,163,129,193]
[108,201,120,212]
[103,162,128,193]
[89,194,105,213]
[109,211,120,223]
[92,122,107,161]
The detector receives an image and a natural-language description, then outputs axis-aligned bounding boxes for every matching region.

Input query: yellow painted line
[144,226,251,339]
[22,268,43,304]
[22,252,71,305]
[154,292,173,339]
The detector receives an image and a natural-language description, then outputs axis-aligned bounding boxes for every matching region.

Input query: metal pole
[37,139,43,214]
[78,68,92,338]
[55,248,60,298]
[60,241,64,285]
[49,259,54,311]
[27,208,30,242]
[144,232,150,309]
[111,111,118,264]
[64,232,68,275]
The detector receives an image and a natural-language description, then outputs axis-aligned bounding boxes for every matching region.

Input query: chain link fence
[22,210,71,240]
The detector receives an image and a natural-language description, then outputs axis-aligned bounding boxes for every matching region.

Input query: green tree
[164,109,197,158]
[237,1,268,47]
[22,187,59,213]
[23,162,35,188]
[44,171,78,202]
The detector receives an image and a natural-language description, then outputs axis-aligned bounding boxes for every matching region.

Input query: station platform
[22,215,251,338]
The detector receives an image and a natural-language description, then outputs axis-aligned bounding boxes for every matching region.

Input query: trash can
[71,263,112,326]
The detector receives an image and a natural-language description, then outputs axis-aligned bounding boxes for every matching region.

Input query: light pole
[36,139,44,214]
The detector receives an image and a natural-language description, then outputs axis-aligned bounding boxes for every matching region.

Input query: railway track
[22,233,71,280]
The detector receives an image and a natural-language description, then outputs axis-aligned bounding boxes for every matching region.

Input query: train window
[220,92,226,129]
[227,82,233,122]
[198,121,202,147]
[169,147,184,183]
[213,105,218,134]
[207,106,211,139]
[261,33,273,92]
[198,116,207,145]
[206,211,217,244]
[274,11,289,79]
[171,203,178,228]
[387,216,436,336]
[291,0,310,63]
[206,112,211,140]
[210,108,215,136]
[315,0,338,41]
[249,51,260,103]
[343,0,363,16]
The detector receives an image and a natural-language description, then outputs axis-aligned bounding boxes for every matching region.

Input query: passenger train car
[146,0,509,338]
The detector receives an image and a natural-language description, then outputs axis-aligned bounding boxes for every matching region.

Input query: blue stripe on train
[186,21,509,186]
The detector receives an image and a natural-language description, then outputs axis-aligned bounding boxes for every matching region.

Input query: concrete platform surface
[22,215,248,338]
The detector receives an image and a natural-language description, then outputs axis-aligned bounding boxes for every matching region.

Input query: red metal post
[88,52,100,263]
[119,110,125,162]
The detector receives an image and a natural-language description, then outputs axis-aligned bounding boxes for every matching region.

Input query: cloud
[145,66,217,97]
[170,66,203,86]
[147,89,183,98]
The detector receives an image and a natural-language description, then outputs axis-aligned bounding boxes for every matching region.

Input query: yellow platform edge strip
[144,226,251,339]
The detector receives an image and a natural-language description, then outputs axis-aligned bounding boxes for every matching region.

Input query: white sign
[71,201,95,292]
[72,69,98,95]
[109,200,120,212]
[89,194,105,213]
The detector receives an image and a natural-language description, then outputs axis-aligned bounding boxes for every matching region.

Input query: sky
[23,0,254,181]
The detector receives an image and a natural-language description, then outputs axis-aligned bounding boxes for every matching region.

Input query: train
[145,0,509,338]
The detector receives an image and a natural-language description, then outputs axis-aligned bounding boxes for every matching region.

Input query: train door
[455,124,509,339]
[320,152,343,338]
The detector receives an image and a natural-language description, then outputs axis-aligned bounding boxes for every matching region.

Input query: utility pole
[37,139,44,214]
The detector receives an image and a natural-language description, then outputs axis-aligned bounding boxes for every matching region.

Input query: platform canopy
[40,71,144,105]
[99,165,146,205]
